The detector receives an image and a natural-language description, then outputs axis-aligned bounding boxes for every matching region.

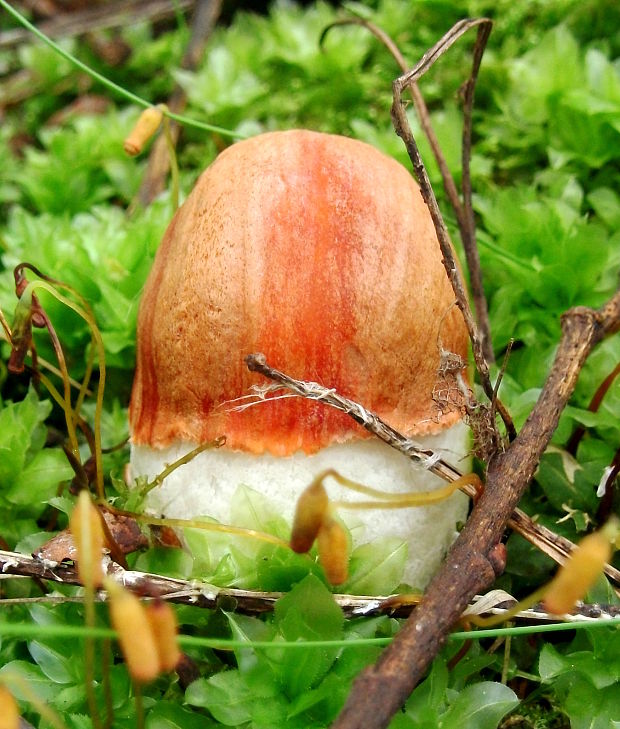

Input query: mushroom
[129,129,470,588]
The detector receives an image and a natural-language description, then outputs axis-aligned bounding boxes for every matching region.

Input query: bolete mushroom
[129,129,470,588]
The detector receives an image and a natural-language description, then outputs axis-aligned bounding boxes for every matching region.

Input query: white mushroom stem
[130,422,469,588]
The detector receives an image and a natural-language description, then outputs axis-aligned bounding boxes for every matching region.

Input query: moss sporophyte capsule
[543,519,618,615]
[106,580,180,683]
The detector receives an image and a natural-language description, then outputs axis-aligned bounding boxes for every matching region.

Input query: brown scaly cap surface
[130,129,468,455]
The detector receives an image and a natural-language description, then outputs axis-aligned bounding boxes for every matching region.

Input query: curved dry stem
[141,437,226,497]
[316,468,477,508]
[459,21,494,363]
[468,586,546,628]
[390,19,515,440]
[1,323,91,392]
[161,106,180,211]
[103,504,291,551]
[20,282,80,460]
[22,278,107,499]
[74,342,96,423]
[35,371,91,489]
[320,17,464,226]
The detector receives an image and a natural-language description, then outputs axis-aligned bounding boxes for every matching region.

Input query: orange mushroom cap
[129,130,468,456]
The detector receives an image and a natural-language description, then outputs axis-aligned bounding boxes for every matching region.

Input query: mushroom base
[130,422,470,590]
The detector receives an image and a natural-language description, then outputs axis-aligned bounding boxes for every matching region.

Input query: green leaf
[403,657,449,726]
[14,531,54,555]
[588,187,620,230]
[540,629,620,693]
[275,574,344,641]
[52,683,86,712]
[286,675,341,719]
[225,611,275,674]
[65,715,92,729]
[229,484,289,538]
[273,574,344,697]
[585,573,620,608]
[0,659,58,702]
[185,673,256,725]
[175,46,267,118]
[0,389,51,488]
[209,546,259,588]
[146,701,218,729]
[182,517,231,575]
[564,676,620,729]
[538,643,572,682]
[133,546,193,580]
[343,538,408,595]
[536,451,597,513]
[256,544,322,592]
[449,653,497,691]
[8,448,73,505]
[440,682,519,729]
[47,495,77,516]
[27,640,75,683]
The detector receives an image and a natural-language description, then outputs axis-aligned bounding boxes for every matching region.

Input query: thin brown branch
[391,18,515,440]
[244,353,620,586]
[459,22,494,363]
[332,290,620,729]
[245,353,462,484]
[2,550,618,622]
[0,550,278,614]
[489,338,513,427]
[137,0,222,206]
[321,18,464,227]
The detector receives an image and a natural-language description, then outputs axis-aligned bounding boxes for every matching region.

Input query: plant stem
[141,438,226,496]
[0,0,241,139]
[134,681,145,729]
[108,507,291,550]
[23,279,107,499]
[501,631,512,684]
[101,639,114,729]
[84,585,103,729]
[316,468,477,508]
[162,111,180,211]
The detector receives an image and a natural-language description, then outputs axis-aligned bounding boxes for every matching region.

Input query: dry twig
[391,19,515,442]
[332,292,620,729]
[321,18,464,229]
[245,353,620,586]
[2,550,618,623]
[245,352,462,484]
